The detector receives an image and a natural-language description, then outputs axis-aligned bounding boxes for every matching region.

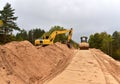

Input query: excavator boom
[35,28,73,46]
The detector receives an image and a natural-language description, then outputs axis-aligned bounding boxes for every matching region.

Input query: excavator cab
[79,36,89,50]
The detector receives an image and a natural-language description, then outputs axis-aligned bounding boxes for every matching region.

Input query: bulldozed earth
[0,41,120,84]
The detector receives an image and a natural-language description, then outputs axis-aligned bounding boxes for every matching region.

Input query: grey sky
[1,0,120,42]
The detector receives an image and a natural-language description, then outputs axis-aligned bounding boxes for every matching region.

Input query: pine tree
[0,3,20,35]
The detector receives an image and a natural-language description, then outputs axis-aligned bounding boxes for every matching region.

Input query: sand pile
[0,41,73,84]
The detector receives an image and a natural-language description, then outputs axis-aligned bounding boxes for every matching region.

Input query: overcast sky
[1,0,120,42]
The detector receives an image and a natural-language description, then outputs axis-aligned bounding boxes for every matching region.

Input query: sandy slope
[0,41,73,84]
[45,49,120,84]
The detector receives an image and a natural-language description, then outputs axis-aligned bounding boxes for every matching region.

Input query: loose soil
[0,41,73,84]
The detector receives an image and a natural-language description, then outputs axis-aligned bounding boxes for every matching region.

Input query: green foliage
[15,28,45,43]
[0,3,20,43]
[89,31,120,60]
[89,32,113,54]
[16,29,27,41]
[89,33,103,49]
[112,31,120,60]
[28,28,45,43]
[33,28,45,39]
[0,3,20,34]
[100,32,113,55]
[0,34,16,44]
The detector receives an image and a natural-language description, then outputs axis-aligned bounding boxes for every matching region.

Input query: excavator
[0,20,3,27]
[35,28,73,47]
[79,36,89,50]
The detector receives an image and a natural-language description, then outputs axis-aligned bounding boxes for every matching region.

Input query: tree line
[16,28,45,43]
[89,31,120,60]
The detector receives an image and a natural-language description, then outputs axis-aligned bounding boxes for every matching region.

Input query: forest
[89,31,120,60]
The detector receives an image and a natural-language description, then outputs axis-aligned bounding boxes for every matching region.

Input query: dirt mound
[0,41,73,84]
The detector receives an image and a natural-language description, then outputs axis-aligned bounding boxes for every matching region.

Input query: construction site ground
[0,41,120,84]
[45,49,120,84]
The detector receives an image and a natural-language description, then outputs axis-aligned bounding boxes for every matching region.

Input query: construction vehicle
[79,36,89,50]
[35,28,73,47]
[0,20,3,27]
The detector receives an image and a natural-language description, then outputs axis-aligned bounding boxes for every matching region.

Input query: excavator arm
[48,28,73,43]
[67,29,73,42]
[35,28,73,46]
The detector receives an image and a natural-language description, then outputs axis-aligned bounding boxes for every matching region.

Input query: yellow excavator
[0,20,3,27]
[79,36,89,50]
[35,28,73,47]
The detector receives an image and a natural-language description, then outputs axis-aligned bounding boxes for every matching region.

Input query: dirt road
[45,49,120,84]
